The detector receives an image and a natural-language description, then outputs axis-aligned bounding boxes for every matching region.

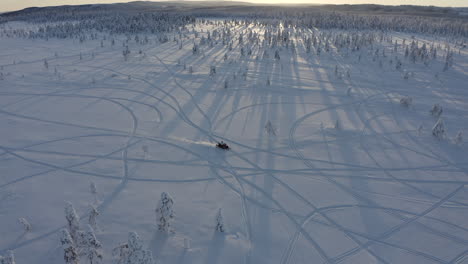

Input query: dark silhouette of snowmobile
[216,141,230,150]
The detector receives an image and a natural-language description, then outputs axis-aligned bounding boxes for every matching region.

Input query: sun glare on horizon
[1,0,468,12]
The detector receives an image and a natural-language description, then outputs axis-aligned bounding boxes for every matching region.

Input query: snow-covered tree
[454,131,463,145]
[215,208,225,233]
[265,121,277,136]
[65,202,80,242]
[18,217,31,232]
[432,118,446,140]
[274,50,280,60]
[192,44,199,55]
[209,66,216,77]
[334,119,341,130]
[90,182,98,203]
[0,251,15,264]
[60,229,79,264]
[83,225,103,264]
[430,104,443,117]
[400,96,412,108]
[116,232,154,264]
[88,205,99,230]
[155,192,174,232]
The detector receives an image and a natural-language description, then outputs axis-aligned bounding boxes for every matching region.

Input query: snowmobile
[216,141,230,150]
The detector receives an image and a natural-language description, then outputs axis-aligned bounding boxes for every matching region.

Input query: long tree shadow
[204,232,226,264]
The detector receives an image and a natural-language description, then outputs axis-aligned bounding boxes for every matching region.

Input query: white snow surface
[1,21,468,264]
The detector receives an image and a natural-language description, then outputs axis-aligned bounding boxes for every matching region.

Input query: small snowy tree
[334,119,341,130]
[265,121,276,136]
[83,225,103,264]
[274,50,280,60]
[209,66,216,77]
[454,131,463,145]
[118,232,154,264]
[155,192,174,232]
[0,251,15,264]
[432,118,446,140]
[60,229,79,264]
[65,202,80,242]
[90,182,98,203]
[215,208,225,233]
[44,59,49,70]
[18,217,31,232]
[430,104,443,117]
[400,96,412,108]
[88,205,99,230]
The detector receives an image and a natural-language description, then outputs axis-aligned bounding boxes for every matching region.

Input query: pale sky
[1,0,467,12]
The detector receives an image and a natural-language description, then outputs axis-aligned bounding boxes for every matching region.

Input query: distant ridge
[1,1,466,20]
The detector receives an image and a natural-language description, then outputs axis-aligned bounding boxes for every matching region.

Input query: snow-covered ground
[1,20,468,264]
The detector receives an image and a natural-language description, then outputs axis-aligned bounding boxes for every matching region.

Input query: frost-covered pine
[215,208,225,233]
[209,66,216,77]
[124,232,154,264]
[0,251,15,264]
[90,182,98,202]
[83,225,103,264]
[454,131,463,145]
[192,44,199,55]
[224,79,229,89]
[88,205,99,230]
[334,119,341,130]
[432,118,446,140]
[400,96,412,108]
[430,104,443,117]
[44,59,49,69]
[65,202,80,242]
[155,192,174,232]
[274,50,280,60]
[60,229,79,264]
[265,121,276,136]
[18,217,31,232]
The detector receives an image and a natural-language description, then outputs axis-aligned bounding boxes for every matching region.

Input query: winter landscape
[0,1,468,263]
